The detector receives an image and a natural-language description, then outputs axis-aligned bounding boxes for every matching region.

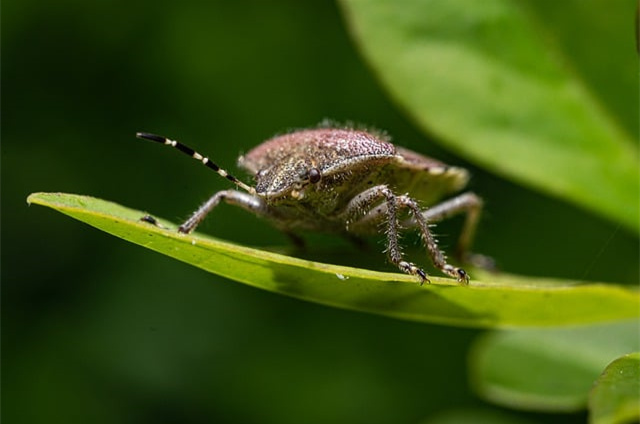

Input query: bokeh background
[4,1,638,423]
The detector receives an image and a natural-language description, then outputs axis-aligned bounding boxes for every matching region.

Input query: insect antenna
[136,132,256,194]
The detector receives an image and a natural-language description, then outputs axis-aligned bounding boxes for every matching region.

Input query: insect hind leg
[419,192,494,270]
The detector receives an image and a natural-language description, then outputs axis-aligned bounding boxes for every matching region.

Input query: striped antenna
[136,132,256,194]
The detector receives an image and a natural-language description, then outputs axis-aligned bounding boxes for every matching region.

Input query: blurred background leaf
[339,0,639,232]
[4,0,638,423]
[469,321,640,412]
[588,352,640,424]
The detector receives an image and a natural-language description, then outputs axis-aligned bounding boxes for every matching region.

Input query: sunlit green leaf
[27,192,639,328]
[339,0,639,232]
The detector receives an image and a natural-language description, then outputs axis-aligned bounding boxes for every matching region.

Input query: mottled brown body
[137,127,486,283]
[238,129,468,234]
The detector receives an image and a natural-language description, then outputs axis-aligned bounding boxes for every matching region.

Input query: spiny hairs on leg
[396,195,470,284]
[380,187,429,284]
[136,132,256,195]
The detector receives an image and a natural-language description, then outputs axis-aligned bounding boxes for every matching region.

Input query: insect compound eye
[308,168,322,184]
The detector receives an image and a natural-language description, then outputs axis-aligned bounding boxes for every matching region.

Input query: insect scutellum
[135,132,256,195]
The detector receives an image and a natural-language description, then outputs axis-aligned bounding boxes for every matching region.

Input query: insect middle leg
[343,185,469,284]
[179,189,266,234]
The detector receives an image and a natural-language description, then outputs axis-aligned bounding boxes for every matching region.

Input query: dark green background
[4,1,637,423]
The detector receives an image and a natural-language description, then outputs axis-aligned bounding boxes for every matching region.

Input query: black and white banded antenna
[136,132,256,195]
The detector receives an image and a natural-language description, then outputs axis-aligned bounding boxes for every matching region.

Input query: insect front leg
[342,185,469,284]
[420,192,494,270]
[179,189,266,234]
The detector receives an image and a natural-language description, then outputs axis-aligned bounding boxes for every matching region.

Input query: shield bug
[136,127,487,284]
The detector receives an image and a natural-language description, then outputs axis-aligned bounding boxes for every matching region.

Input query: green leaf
[339,0,639,232]
[589,352,640,424]
[470,322,640,412]
[27,192,639,328]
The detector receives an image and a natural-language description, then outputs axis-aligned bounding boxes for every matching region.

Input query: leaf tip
[26,192,63,208]
[26,192,41,206]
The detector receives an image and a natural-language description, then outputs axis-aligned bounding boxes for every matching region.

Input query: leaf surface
[27,192,639,328]
[589,352,640,424]
[339,0,639,231]
[470,322,640,412]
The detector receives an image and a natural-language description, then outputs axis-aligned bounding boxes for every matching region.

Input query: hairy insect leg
[342,186,425,281]
[179,189,266,234]
[420,192,494,270]
[343,185,468,284]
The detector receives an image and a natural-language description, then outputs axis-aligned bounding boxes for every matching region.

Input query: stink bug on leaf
[136,126,489,284]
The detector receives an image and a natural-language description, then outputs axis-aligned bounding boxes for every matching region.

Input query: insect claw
[140,214,170,230]
[140,214,158,225]
[456,268,470,285]
[398,261,429,284]
[417,268,430,285]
